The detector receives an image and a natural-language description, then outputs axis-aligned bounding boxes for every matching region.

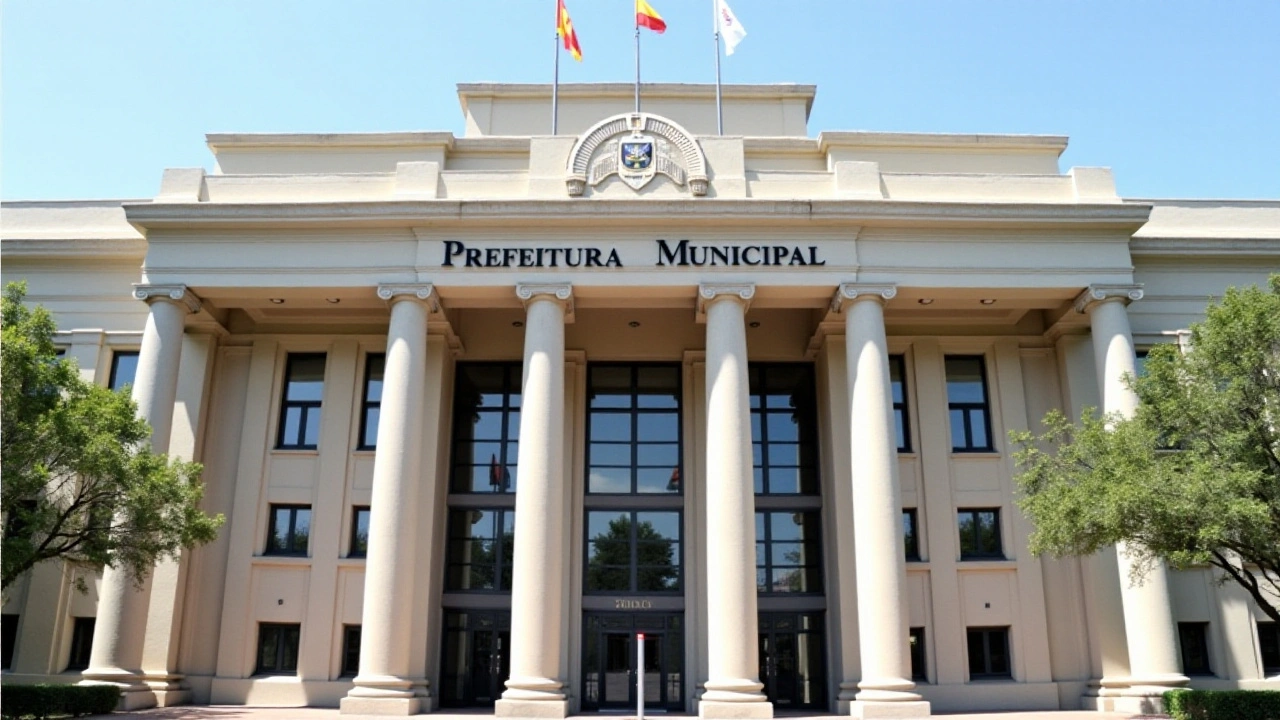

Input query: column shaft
[700,287,770,720]
[1085,296,1187,697]
[83,290,194,709]
[343,289,432,715]
[498,286,570,718]
[839,287,929,720]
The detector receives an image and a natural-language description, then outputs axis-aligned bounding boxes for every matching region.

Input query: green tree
[1,282,223,591]
[1013,276,1280,622]
[586,515,678,592]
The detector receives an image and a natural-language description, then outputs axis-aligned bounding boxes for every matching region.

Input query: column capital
[696,283,754,322]
[830,283,896,313]
[1074,284,1143,314]
[132,284,201,314]
[378,283,436,305]
[516,283,574,323]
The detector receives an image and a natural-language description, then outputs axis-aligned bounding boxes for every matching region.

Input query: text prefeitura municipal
[442,239,827,268]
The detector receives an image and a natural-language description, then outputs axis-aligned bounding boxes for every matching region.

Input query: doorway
[439,610,510,707]
[582,612,684,711]
[758,611,827,711]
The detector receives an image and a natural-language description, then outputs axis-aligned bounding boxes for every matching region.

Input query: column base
[79,674,158,711]
[116,687,160,711]
[851,700,932,719]
[151,688,191,707]
[699,700,773,719]
[340,696,425,716]
[494,698,569,718]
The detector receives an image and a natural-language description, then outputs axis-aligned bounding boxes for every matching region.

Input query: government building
[2,83,1278,718]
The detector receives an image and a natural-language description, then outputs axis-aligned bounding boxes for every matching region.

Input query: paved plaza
[87,709,1151,720]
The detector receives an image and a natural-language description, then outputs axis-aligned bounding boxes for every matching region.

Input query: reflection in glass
[447,509,515,591]
[451,364,521,493]
[750,365,819,495]
[586,510,681,592]
[586,364,682,494]
[756,511,822,593]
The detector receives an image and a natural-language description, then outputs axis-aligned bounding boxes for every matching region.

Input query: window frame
[890,354,912,453]
[903,508,921,562]
[945,355,995,453]
[584,508,683,595]
[586,362,684,496]
[755,510,823,595]
[66,617,95,671]
[909,626,927,682]
[276,353,326,451]
[450,362,523,495]
[1258,622,1280,674]
[356,353,385,451]
[341,625,361,677]
[1178,621,1213,676]
[265,504,312,557]
[444,507,516,593]
[957,508,1004,561]
[966,626,1012,680]
[107,350,140,392]
[255,622,301,676]
[349,506,370,558]
[749,363,820,496]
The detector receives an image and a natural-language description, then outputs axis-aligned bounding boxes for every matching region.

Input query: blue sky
[3,1,1277,200]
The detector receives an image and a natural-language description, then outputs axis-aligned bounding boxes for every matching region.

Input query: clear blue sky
[3,0,1278,200]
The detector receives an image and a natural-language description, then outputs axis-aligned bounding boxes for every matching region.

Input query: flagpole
[634,14,641,113]
[713,0,723,134]
[552,25,561,134]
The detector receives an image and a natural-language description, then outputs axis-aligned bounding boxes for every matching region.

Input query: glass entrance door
[758,612,827,711]
[583,613,683,711]
[439,610,511,707]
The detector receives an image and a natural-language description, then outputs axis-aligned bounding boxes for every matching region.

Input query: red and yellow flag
[636,0,666,33]
[557,0,583,61]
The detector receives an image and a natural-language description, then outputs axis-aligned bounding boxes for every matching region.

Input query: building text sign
[441,239,827,269]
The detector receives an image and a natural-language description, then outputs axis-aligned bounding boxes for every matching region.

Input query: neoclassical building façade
[2,82,1278,718]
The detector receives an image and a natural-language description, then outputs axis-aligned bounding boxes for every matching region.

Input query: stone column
[1076,285,1188,711]
[698,284,771,720]
[497,284,573,719]
[834,285,931,720]
[82,285,200,710]
[342,285,435,716]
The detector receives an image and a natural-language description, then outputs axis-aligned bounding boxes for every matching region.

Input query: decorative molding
[566,113,708,197]
[132,284,202,314]
[377,284,439,312]
[1073,284,1144,314]
[829,283,897,313]
[696,284,755,321]
[515,283,574,323]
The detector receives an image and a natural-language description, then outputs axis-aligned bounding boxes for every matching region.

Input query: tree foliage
[1,282,223,591]
[1013,276,1280,623]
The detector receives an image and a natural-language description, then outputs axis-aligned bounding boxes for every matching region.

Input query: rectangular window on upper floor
[903,508,921,561]
[349,506,370,558]
[108,350,139,392]
[276,353,326,450]
[358,354,384,450]
[945,356,994,452]
[451,363,522,494]
[890,354,911,452]
[749,364,819,495]
[755,510,822,594]
[265,504,312,556]
[958,508,1003,560]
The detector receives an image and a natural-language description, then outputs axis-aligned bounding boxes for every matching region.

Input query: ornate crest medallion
[566,113,708,197]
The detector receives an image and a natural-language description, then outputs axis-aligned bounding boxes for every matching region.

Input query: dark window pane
[365,355,385,402]
[945,357,987,403]
[1259,623,1280,672]
[636,366,679,408]
[109,351,140,392]
[285,355,326,401]
[351,508,370,557]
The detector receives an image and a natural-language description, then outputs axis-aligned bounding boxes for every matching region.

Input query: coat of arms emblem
[617,134,657,189]
[567,112,708,197]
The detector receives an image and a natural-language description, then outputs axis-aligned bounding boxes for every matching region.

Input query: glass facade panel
[451,364,521,493]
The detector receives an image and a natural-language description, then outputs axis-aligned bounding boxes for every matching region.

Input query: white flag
[716,0,747,55]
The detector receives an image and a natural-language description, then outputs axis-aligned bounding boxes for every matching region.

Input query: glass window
[255,623,301,675]
[587,364,682,495]
[749,364,819,495]
[1,614,19,670]
[350,507,370,558]
[446,509,515,592]
[66,617,95,671]
[945,356,994,452]
[890,355,911,452]
[909,627,927,681]
[1178,622,1213,676]
[451,363,522,493]
[966,627,1010,679]
[277,353,326,450]
[1259,622,1280,674]
[585,510,681,593]
[265,505,312,556]
[341,625,361,677]
[903,509,920,561]
[755,511,822,593]
[358,354,385,450]
[958,508,1003,560]
[108,351,139,392]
